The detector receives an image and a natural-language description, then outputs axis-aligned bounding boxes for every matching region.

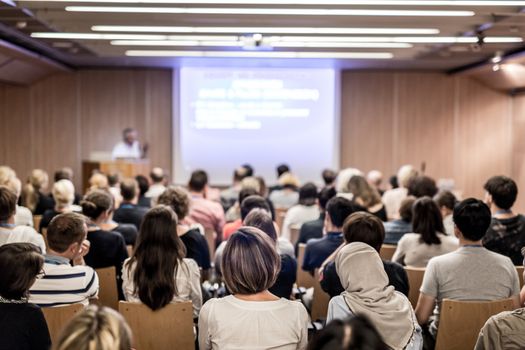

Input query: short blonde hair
[54,305,132,350]
[89,173,109,192]
[222,226,280,295]
[278,173,300,189]
[53,179,75,209]
[397,165,417,188]
[0,166,16,186]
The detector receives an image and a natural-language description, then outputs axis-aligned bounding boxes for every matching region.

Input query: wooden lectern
[82,160,150,192]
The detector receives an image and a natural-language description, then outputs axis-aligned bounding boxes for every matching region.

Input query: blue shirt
[302,232,343,272]
[383,219,412,245]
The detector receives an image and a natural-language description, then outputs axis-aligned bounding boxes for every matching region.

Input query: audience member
[53,167,82,205]
[145,167,167,201]
[198,227,309,349]
[122,206,202,317]
[322,169,337,187]
[407,175,438,199]
[367,170,384,196]
[383,196,416,245]
[0,166,16,186]
[54,305,132,350]
[335,168,363,200]
[434,190,457,236]
[21,169,54,215]
[107,173,122,208]
[392,197,458,267]
[475,307,525,350]
[416,198,520,341]
[222,187,258,240]
[40,179,77,232]
[4,176,33,227]
[135,175,151,208]
[157,186,211,270]
[321,212,409,298]
[242,163,255,177]
[281,182,320,241]
[113,178,148,230]
[255,175,276,220]
[0,243,50,350]
[482,175,525,265]
[88,173,109,192]
[269,163,291,193]
[0,186,45,252]
[388,175,399,190]
[224,176,260,222]
[326,242,422,350]
[220,167,249,211]
[382,165,417,220]
[29,213,99,307]
[348,175,387,221]
[269,172,300,209]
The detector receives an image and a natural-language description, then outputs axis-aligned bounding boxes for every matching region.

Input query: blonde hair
[54,305,132,350]
[336,168,363,193]
[240,176,261,193]
[89,173,109,192]
[278,173,300,189]
[53,179,75,210]
[21,169,49,212]
[347,175,382,208]
[0,166,16,186]
[5,177,22,198]
[397,165,417,188]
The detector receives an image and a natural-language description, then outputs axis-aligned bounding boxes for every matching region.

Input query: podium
[82,160,150,192]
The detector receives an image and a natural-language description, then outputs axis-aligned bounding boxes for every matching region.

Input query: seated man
[145,167,167,201]
[475,307,525,350]
[321,211,409,297]
[113,178,148,230]
[482,176,525,265]
[383,196,415,245]
[434,190,457,236]
[416,198,521,340]
[222,187,258,241]
[29,213,99,307]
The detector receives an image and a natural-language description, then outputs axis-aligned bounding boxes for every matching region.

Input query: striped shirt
[29,255,99,307]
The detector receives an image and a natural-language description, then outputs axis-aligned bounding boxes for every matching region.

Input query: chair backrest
[404,266,426,309]
[379,244,396,261]
[42,303,84,344]
[119,301,195,350]
[126,245,133,257]
[95,267,119,310]
[435,298,515,350]
[289,224,301,246]
[33,215,43,232]
[516,266,524,288]
[310,269,331,321]
[41,228,49,251]
[275,208,288,232]
[296,243,315,289]
[204,228,216,262]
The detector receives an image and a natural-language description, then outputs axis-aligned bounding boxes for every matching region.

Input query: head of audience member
[336,168,363,194]
[298,182,318,207]
[0,166,16,186]
[407,175,438,198]
[388,175,398,190]
[453,198,492,243]
[325,197,361,233]
[240,176,261,194]
[0,186,17,224]
[120,178,139,204]
[240,195,271,221]
[221,227,280,296]
[54,305,132,350]
[412,197,444,245]
[107,173,120,188]
[396,165,417,189]
[434,190,457,219]
[347,175,382,208]
[255,176,268,197]
[367,170,383,189]
[22,169,49,212]
[307,315,388,350]
[318,186,337,214]
[242,164,254,177]
[122,127,138,146]
[322,169,337,187]
[0,243,44,301]
[156,186,191,222]
[135,175,149,198]
[188,170,208,194]
[342,212,385,252]
[47,213,88,260]
[54,167,74,183]
[150,167,165,185]
[238,187,258,207]
[278,172,300,191]
[398,196,416,223]
[88,173,109,192]
[232,167,249,185]
[5,177,22,200]
[483,175,518,212]
[243,209,278,243]
[81,190,113,224]
[276,164,290,178]
[53,179,75,211]
[127,205,186,311]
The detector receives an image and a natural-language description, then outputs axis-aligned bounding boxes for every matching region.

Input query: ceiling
[1,0,525,71]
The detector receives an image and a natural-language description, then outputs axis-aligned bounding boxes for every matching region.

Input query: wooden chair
[516,266,524,288]
[289,224,301,246]
[41,228,49,251]
[379,244,396,261]
[42,303,84,344]
[95,267,119,310]
[119,301,195,350]
[33,215,42,232]
[435,298,515,350]
[204,228,216,262]
[275,208,288,232]
[296,243,315,289]
[311,269,331,321]
[404,267,426,309]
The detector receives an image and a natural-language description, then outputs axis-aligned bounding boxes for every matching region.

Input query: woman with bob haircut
[392,197,458,267]
[54,305,132,350]
[122,205,202,318]
[0,243,51,350]
[198,227,309,350]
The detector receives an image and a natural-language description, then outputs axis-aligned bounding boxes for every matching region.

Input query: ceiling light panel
[125,50,394,59]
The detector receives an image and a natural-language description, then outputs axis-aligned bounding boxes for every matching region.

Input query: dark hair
[240,195,271,221]
[188,170,208,192]
[123,128,135,138]
[81,190,113,220]
[0,243,43,300]
[299,182,318,206]
[407,176,438,198]
[322,169,337,186]
[0,186,17,222]
[54,168,73,182]
[399,196,416,222]
[319,186,337,211]
[389,175,398,189]
[126,205,186,311]
[412,197,444,245]
[484,176,518,210]
[135,175,149,197]
[276,164,290,177]
[243,209,277,242]
[342,212,385,252]
[238,187,259,205]
[326,196,360,228]
[156,187,190,220]
[434,191,457,211]
[242,164,254,177]
[47,212,87,253]
[107,173,120,187]
[120,178,138,201]
[453,198,492,241]
[307,315,388,350]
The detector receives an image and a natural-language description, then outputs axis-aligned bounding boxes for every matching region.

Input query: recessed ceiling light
[125,50,394,59]
[17,0,525,5]
[110,40,412,48]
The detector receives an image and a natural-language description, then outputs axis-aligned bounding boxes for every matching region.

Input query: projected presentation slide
[177,67,337,185]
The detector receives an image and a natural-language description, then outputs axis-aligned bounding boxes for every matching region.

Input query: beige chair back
[289,224,301,246]
[516,266,524,288]
[119,301,195,350]
[204,228,216,262]
[126,245,133,256]
[41,228,49,251]
[275,208,287,232]
[379,244,396,261]
[404,266,426,309]
[296,243,315,289]
[95,266,119,310]
[42,303,84,344]
[311,269,331,321]
[33,215,43,232]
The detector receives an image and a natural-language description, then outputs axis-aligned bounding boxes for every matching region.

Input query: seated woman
[392,197,458,267]
[54,305,132,350]
[198,227,309,350]
[0,243,51,350]
[122,205,202,318]
[348,175,387,221]
[39,179,77,232]
[269,173,300,210]
[281,182,320,241]
[21,169,54,215]
[326,242,422,350]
